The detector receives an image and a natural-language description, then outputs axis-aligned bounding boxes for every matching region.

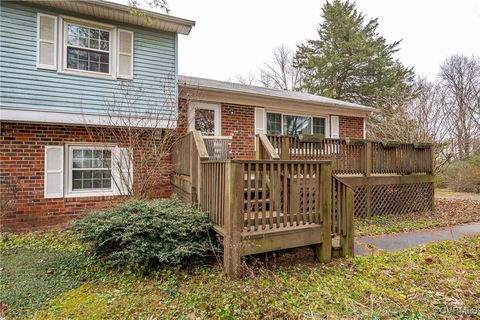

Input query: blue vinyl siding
[0,2,177,117]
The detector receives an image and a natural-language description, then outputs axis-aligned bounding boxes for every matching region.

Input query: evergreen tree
[296,0,414,107]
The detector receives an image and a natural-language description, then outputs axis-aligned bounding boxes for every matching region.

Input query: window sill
[58,68,117,80]
[64,190,117,198]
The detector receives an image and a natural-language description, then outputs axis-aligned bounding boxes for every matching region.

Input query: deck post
[280,137,290,160]
[340,187,355,257]
[430,145,435,212]
[365,141,372,177]
[364,142,372,216]
[223,161,243,278]
[255,135,261,160]
[316,163,332,263]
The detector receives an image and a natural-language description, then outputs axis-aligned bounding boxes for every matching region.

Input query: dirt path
[435,189,480,201]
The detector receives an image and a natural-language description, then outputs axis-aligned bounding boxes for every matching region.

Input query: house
[0,0,195,230]
[178,75,373,159]
[0,0,434,274]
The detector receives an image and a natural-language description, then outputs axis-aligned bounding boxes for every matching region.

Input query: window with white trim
[267,113,326,136]
[71,148,112,191]
[36,14,134,79]
[188,103,221,136]
[44,144,132,199]
[65,23,111,74]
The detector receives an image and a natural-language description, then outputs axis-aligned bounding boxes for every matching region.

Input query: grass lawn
[1,231,479,319]
[355,198,480,236]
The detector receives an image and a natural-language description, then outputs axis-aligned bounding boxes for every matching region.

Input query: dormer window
[65,23,111,74]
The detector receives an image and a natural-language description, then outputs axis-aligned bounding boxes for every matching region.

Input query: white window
[266,112,327,136]
[70,147,112,191]
[188,102,221,136]
[65,23,111,74]
[44,144,132,198]
[36,14,134,79]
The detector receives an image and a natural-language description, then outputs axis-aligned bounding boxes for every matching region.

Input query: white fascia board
[0,108,176,129]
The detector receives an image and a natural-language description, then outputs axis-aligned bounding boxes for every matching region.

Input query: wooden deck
[171,131,433,277]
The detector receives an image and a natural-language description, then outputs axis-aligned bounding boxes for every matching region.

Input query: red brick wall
[0,122,172,232]
[221,104,256,159]
[339,116,364,139]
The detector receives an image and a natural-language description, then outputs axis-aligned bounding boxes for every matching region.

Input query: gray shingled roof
[178,75,377,113]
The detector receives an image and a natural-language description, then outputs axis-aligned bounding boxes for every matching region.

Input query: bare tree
[236,72,257,85]
[439,54,480,159]
[83,76,179,199]
[367,78,454,172]
[259,45,303,91]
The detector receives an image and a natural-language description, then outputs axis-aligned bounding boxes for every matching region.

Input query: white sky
[116,0,480,82]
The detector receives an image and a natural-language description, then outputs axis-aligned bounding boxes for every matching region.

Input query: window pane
[267,113,282,135]
[103,178,111,188]
[89,29,99,39]
[313,118,325,136]
[195,109,215,135]
[283,115,311,135]
[89,39,99,50]
[66,48,109,74]
[78,37,88,48]
[100,31,109,41]
[71,169,112,190]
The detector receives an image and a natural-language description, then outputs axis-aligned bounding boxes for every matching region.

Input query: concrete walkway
[355,222,480,255]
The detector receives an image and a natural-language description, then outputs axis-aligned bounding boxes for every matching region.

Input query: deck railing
[172,133,192,176]
[172,131,209,202]
[256,134,280,160]
[265,135,433,175]
[203,136,231,160]
[332,176,354,256]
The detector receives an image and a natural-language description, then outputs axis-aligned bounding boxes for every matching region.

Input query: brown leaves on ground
[356,198,480,236]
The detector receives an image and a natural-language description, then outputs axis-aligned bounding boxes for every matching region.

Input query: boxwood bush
[74,198,216,272]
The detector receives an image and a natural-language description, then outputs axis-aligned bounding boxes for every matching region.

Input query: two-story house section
[0,0,195,231]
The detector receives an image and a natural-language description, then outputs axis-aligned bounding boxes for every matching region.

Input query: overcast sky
[118,0,480,82]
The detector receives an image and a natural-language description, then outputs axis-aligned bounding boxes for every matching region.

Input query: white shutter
[254,108,265,135]
[114,147,133,195]
[330,115,340,139]
[37,13,57,70]
[117,30,134,79]
[44,146,64,198]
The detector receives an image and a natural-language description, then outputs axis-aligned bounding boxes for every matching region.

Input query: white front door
[188,102,221,136]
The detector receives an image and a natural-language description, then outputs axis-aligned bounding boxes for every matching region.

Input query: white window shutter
[37,13,57,70]
[114,147,133,195]
[330,115,340,139]
[117,30,134,79]
[44,146,64,198]
[254,108,265,135]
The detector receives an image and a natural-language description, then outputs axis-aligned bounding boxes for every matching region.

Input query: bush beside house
[74,198,217,273]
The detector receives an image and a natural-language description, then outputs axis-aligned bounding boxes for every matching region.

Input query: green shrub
[74,198,216,272]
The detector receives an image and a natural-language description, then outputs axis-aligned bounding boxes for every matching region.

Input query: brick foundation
[0,122,172,232]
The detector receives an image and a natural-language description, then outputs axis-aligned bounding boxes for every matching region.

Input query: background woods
[237,0,479,189]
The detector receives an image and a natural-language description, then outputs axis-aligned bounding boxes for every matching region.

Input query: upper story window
[66,24,111,74]
[37,13,134,80]
[267,113,326,136]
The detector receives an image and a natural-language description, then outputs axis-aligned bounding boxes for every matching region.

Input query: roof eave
[22,0,196,35]
[179,82,378,114]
